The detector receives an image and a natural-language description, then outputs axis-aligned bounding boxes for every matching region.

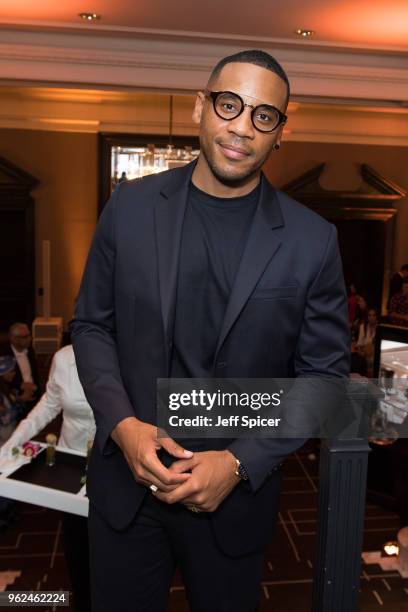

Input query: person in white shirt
[1,344,95,454]
[1,344,95,612]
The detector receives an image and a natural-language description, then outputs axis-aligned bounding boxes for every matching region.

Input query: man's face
[10,325,32,351]
[402,269,408,281]
[193,62,288,184]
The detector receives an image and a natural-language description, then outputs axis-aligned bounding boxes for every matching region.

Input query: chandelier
[111,96,199,185]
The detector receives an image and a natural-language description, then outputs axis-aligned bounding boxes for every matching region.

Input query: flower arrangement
[11,441,41,458]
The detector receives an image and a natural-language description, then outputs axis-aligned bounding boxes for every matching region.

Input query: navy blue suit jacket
[70,161,349,556]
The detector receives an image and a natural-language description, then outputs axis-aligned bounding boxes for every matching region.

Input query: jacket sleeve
[228,224,350,491]
[69,185,135,455]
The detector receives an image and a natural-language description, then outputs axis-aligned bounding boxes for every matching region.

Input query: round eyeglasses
[204,89,287,133]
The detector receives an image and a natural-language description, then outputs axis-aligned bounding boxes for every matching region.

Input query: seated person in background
[0,344,95,612]
[357,308,377,347]
[1,322,40,417]
[0,356,29,446]
[389,279,408,326]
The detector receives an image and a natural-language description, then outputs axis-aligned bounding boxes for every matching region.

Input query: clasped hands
[111,417,241,512]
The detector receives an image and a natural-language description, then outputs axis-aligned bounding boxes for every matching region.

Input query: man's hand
[111,417,193,492]
[21,382,37,392]
[154,450,241,512]
[19,382,37,401]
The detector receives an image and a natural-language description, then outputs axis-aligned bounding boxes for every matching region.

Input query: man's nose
[227,107,255,139]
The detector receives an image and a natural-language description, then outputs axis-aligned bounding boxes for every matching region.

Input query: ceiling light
[383,541,399,557]
[79,13,101,22]
[295,29,315,38]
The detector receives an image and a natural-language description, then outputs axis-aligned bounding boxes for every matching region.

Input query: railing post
[311,438,370,612]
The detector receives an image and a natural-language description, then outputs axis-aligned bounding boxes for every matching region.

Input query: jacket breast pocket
[249,285,298,301]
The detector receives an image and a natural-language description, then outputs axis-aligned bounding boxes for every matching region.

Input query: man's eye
[221,102,238,112]
[257,112,272,123]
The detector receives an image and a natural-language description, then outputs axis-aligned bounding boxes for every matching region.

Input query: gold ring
[187,504,201,513]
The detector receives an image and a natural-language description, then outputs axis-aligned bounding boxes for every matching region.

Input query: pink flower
[22,442,41,457]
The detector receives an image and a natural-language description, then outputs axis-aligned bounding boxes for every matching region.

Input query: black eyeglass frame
[203,89,287,133]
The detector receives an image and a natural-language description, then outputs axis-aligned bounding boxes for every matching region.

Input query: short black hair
[208,49,290,107]
[401,264,408,272]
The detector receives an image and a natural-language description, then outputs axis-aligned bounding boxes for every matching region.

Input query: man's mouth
[218,143,251,160]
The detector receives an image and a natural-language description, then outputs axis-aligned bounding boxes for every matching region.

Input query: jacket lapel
[154,162,195,352]
[214,175,284,363]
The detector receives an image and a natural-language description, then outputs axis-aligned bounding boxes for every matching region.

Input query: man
[2,323,39,416]
[70,49,350,611]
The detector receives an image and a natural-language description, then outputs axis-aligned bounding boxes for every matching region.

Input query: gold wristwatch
[233,457,249,481]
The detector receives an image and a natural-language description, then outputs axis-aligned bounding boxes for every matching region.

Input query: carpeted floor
[0,447,407,611]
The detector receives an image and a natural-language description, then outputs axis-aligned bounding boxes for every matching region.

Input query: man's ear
[192,91,205,125]
[275,123,285,148]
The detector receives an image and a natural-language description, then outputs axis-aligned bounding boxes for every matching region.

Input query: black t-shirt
[170,181,260,379]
